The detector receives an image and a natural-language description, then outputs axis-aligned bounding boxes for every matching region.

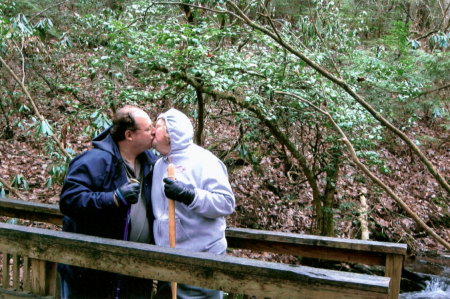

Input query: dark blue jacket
[58,128,157,297]
[60,128,157,239]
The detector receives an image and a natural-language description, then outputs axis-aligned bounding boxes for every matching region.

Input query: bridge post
[31,259,58,296]
[12,253,20,289]
[23,256,31,291]
[2,253,10,288]
[385,254,403,299]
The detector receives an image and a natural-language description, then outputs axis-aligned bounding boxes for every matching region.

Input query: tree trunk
[180,4,195,23]
[0,96,13,139]
[107,0,124,12]
[318,147,341,236]
[358,192,370,240]
[195,88,204,146]
[409,0,420,29]
[441,0,450,30]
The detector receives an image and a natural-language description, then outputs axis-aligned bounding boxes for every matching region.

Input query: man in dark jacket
[58,105,157,299]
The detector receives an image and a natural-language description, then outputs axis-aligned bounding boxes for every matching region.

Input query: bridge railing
[0,222,391,299]
[0,198,406,298]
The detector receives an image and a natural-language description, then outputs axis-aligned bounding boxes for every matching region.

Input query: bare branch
[416,29,439,41]
[152,1,227,15]
[0,56,71,159]
[0,177,26,201]
[306,3,342,78]
[30,0,71,21]
[11,39,26,84]
[258,10,282,43]
[438,0,450,31]
[413,82,450,99]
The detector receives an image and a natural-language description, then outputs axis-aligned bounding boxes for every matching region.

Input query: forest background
[0,0,449,260]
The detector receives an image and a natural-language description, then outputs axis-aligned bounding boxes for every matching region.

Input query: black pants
[154,281,222,299]
[59,268,153,299]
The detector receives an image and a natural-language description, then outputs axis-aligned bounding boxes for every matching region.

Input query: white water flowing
[400,276,450,299]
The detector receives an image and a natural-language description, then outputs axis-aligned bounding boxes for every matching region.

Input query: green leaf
[46,177,53,188]
[6,218,18,225]
[38,120,53,137]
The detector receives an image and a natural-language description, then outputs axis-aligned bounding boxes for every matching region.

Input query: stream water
[400,255,450,299]
[400,276,450,298]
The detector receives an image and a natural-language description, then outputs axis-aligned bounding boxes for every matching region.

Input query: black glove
[114,182,140,206]
[163,178,195,206]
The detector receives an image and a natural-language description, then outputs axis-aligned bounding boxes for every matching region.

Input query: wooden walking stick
[167,163,177,299]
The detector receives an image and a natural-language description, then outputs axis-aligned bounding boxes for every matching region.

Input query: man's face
[130,112,154,152]
[152,118,170,155]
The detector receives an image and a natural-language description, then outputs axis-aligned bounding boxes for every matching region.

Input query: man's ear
[124,129,133,140]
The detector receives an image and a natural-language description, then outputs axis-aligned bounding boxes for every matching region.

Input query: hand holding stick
[167,163,177,299]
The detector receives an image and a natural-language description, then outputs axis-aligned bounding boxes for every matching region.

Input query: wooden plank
[0,287,51,298]
[0,199,62,226]
[12,254,19,290]
[386,254,404,299]
[30,260,45,296]
[22,257,30,292]
[54,266,60,299]
[2,253,9,289]
[226,227,407,256]
[227,237,386,266]
[29,259,56,297]
[47,262,57,297]
[0,223,390,299]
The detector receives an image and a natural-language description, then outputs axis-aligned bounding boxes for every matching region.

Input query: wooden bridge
[0,198,407,299]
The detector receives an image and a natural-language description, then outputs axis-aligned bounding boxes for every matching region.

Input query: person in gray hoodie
[151,108,235,299]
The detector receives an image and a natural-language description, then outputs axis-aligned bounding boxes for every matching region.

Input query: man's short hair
[110,105,139,142]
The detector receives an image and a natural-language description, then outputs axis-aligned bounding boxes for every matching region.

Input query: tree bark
[359,190,370,241]
[195,87,204,146]
[180,3,195,23]
[440,0,450,30]
[319,147,341,236]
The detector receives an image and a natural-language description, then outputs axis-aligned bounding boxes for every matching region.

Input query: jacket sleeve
[188,158,235,219]
[59,150,120,218]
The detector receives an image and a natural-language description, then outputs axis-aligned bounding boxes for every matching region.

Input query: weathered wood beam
[0,199,62,225]
[2,253,9,288]
[0,288,48,298]
[226,227,407,264]
[0,223,390,299]
[227,237,385,265]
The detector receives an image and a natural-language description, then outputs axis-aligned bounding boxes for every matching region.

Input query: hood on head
[158,108,193,153]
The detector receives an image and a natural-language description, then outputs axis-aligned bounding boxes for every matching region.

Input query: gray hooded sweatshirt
[151,108,235,254]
